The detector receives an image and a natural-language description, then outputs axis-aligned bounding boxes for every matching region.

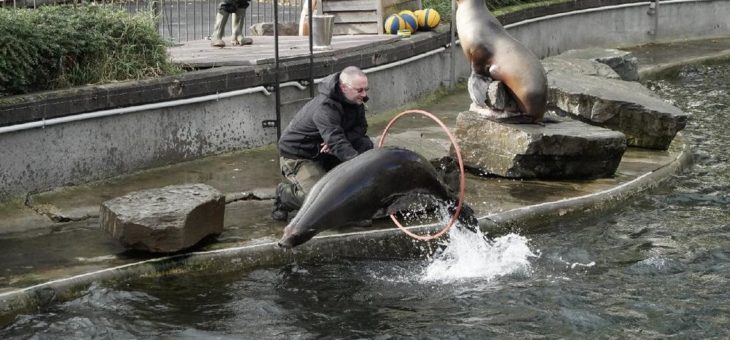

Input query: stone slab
[557,48,639,81]
[100,183,225,253]
[455,110,627,179]
[542,56,621,79]
[547,70,688,150]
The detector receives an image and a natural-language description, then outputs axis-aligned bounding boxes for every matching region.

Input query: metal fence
[154,0,304,42]
[2,0,304,43]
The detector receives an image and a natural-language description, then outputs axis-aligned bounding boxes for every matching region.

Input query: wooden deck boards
[169,35,399,68]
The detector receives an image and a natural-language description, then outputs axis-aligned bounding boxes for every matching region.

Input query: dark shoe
[271,183,290,221]
[271,207,288,221]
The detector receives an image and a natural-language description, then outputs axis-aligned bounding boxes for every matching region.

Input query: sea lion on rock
[456,0,548,123]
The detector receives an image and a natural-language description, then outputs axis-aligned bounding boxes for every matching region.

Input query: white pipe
[279,46,449,90]
[1,43,447,136]
[279,81,308,90]
[0,86,272,135]
[3,0,691,136]
[364,47,447,74]
[504,2,652,29]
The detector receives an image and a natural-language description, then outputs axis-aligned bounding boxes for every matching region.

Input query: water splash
[421,226,538,283]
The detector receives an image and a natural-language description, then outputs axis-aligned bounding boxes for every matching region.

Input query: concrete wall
[1,0,728,201]
[507,0,730,58]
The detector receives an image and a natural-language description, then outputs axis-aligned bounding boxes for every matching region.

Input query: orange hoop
[377,109,466,241]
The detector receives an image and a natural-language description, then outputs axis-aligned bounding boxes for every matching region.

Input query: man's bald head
[339,66,366,85]
[339,66,369,105]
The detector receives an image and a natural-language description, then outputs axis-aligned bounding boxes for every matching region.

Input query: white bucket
[312,14,335,50]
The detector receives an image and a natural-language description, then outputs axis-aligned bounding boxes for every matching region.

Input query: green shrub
[0,5,178,96]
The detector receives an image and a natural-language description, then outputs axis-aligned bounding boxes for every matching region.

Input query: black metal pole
[308,0,314,97]
[450,0,456,90]
[274,0,282,141]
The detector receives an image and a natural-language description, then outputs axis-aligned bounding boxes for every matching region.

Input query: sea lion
[278,147,477,248]
[456,0,548,123]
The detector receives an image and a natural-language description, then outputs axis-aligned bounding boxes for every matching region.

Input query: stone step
[454,111,627,179]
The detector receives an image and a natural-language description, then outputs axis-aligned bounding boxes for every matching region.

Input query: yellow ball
[399,12,418,33]
[415,8,440,30]
[384,14,406,35]
[399,10,415,18]
[414,9,424,20]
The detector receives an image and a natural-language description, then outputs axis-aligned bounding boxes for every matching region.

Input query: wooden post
[376,0,383,34]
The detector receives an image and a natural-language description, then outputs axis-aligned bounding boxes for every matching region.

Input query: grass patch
[0,5,180,97]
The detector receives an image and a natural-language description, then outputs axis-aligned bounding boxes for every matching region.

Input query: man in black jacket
[272,66,374,221]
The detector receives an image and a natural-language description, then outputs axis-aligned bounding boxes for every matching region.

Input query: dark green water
[2,63,729,339]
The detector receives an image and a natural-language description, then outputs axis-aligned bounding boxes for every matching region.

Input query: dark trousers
[277,155,340,211]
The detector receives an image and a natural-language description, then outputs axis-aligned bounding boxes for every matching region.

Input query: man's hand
[319,142,331,154]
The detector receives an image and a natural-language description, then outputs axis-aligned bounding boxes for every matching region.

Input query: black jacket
[278,73,373,162]
[219,0,249,13]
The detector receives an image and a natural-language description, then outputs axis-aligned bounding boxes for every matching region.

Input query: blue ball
[384,14,405,35]
[399,12,418,33]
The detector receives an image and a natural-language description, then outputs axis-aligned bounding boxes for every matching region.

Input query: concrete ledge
[639,49,730,79]
[0,134,692,323]
[485,134,691,230]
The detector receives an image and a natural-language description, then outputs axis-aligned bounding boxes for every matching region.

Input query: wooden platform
[169,35,400,68]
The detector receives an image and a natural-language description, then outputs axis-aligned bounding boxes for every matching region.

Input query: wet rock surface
[455,111,627,179]
[556,48,639,81]
[100,184,225,253]
[542,56,621,79]
[547,69,688,149]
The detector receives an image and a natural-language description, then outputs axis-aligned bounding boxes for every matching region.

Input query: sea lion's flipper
[468,72,491,106]
[449,202,478,232]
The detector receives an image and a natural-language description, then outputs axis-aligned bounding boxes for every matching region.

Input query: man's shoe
[271,183,290,221]
[271,207,288,221]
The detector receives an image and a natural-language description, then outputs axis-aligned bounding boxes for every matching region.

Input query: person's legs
[231,8,253,45]
[272,157,327,221]
[212,2,234,47]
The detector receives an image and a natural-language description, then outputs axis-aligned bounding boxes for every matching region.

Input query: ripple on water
[624,256,686,275]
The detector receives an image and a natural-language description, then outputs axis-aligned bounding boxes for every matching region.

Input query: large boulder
[454,111,626,179]
[547,69,688,149]
[101,184,225,253]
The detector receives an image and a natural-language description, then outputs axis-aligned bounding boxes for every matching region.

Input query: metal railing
[2,0,304,43]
